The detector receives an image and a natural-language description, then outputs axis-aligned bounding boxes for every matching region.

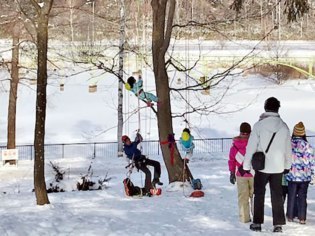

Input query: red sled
[190,190,205,198]
[150,188,162,196]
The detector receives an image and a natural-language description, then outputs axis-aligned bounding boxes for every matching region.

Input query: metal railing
[1,136,315,161]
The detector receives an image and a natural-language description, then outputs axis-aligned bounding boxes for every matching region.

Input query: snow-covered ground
[1,153,315,236]
[1,75,315,235]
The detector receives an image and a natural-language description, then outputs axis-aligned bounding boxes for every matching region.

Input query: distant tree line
[1,0,313,42]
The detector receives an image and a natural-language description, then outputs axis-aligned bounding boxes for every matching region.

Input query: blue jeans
[287,181,310,221]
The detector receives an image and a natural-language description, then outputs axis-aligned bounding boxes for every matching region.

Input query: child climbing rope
[122,133,163,196]
[125,74,158,106]
[179,128,195,162]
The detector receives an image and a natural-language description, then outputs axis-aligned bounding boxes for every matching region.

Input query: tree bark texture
[151,0,193,183]
[7,35,19,149]
[117,0,125,157]
[33,0,54,205]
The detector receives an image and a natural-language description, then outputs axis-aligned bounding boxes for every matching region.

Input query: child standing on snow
[126,75,158,106]
[286,122,315,224]
[228,122,254,223]
[179,128,195,162]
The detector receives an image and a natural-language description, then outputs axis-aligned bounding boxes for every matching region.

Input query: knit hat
[293,122,306,136]
[264,97,280,112]
[240,122,251,134]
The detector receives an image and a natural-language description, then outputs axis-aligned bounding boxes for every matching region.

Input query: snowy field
[1,75,315,235]
[1,40,315,235]
[1,153,315,236]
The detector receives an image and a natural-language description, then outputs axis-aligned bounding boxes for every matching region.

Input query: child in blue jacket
[122,134,162,194]
[126,75,158,106]
[179,128,195,161]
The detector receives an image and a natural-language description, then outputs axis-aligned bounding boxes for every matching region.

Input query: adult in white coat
[243,97,292,233]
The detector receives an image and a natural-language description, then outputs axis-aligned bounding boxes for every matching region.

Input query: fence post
[222,138,224,152]
[94,143,96,158]
[62,144,65,158]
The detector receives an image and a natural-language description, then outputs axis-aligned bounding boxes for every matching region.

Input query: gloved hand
[230,172,236,185]
[135,133,143,143]
[283,169,290,174]
[238,165,246,176]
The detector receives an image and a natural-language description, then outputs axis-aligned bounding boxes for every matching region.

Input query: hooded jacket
[243,112,292,174]
[286,137,315,182]
[228,135,253,177]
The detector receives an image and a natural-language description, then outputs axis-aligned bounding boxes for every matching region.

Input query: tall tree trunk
[7,34,19,150]
[68,0,75,43]
[33,0,54,205]
[151,0,192,183]
[117,0,125,157]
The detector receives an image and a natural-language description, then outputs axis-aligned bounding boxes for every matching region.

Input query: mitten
[230,172,236,185]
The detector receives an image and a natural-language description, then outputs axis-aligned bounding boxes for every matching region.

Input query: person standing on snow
[228,122,254,223]
[243,97,292,233]
[286,121,315,225]
[122,133,163,196]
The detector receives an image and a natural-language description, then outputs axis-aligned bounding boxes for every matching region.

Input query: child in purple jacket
[228,122,254,223]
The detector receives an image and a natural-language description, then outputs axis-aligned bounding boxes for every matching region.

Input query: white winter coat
[243,112,292,174]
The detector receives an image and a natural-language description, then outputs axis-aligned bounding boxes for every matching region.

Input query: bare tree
[0,3,23,151]
[151,0,193,183]
[17,0,54,205]
[7,28,19,150]
[117,0,125,156]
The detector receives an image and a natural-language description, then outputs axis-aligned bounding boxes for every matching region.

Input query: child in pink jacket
[228,122,254,223]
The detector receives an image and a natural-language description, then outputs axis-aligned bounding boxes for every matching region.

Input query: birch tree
[117,0,125,156]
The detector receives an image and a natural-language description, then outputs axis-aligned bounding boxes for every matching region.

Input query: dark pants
[253,171,285,226]
[282,185,288,203]
[283,185,298,218]
[135,156,161,192]
[287,181,310,221]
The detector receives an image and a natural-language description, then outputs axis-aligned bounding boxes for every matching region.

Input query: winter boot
[250,223,261,232]
[142,188,152,197]
[299,220,306,225]
[273,225,282,233]
[152,178,163,188]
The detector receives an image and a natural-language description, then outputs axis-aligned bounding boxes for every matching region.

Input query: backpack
[191,178,202,190]
[123,178,142,196]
